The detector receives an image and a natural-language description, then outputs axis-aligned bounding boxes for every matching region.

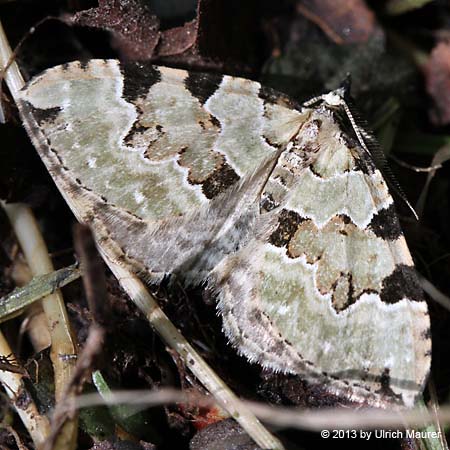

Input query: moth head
[321,89,346,107]
[303,74,351,109]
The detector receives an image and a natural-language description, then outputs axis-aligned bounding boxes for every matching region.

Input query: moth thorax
[281,118,323,174]
[259,119,323,213]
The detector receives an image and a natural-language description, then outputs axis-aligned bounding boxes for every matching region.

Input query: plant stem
[2,204,79,450]
[108,261,285,450]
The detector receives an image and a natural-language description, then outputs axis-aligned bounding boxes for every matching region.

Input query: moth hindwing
[17,59,430,408]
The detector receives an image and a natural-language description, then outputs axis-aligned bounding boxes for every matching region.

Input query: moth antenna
[302,93,326,108]
[343,97,419,220]
[342,101,372,156]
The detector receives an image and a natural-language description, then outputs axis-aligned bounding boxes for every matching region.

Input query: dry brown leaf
[297,0,379,44]
[68,0,160,60]
[424,42,450,126]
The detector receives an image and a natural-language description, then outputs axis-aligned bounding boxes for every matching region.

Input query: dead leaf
[424,42,450,126]
[67,0,160,60]
[158,19,198,57]
[297,0,379,44]
[65,0,260,72]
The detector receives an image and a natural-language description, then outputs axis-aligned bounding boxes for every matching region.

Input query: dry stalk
[1,204,79,450]
[53,386,450,432]
[11,257,52,351]
[107,261,284,450]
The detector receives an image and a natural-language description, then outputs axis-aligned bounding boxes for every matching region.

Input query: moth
[17,60,430,408]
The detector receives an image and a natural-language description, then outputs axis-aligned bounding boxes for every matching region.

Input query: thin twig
[390,155,443,173]
[44,325,104,450]
[0,22,25,95]
[107,260,284,450]
[415,145,450,218]
[50,386,450,432]
[73,224,111,326]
